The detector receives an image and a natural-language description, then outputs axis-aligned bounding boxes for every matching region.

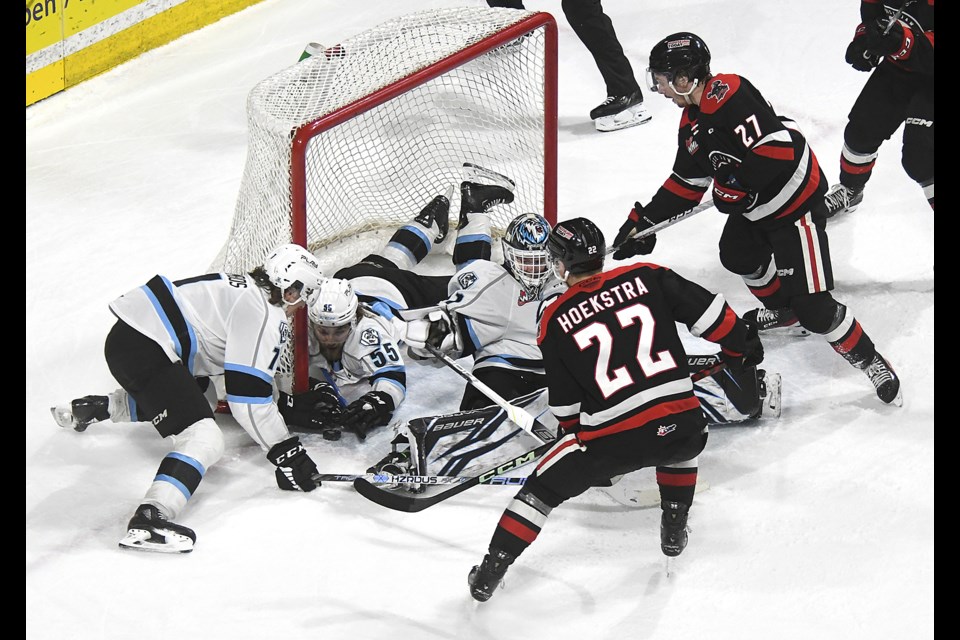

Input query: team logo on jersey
[705,79,729,103]
[458,271,478,289]
[685,136,699,155]
[359,328,380,347]
[709,151,742,173]
[279,320,291,344]
[657,423,677,437]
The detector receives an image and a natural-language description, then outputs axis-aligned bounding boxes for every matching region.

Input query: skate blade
[888,387,904,408]
[595,104,652,132]
[50,406,79,430]
[759,325,810,338]
[462,162,516,190]
[118,528,194,554]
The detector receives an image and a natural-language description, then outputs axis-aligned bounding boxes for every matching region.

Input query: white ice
[26,1,934,638]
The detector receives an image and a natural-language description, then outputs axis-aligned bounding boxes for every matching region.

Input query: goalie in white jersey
[50,244,325,554]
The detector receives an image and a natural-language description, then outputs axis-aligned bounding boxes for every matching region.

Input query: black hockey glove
[612,202,657,260]
[844,23,880,72]
[713,165,757,215]
[278,379,345,433]
[723,318,765,373]
[267,435,320,491]
[342,390,395,441]
[862,16,914,61]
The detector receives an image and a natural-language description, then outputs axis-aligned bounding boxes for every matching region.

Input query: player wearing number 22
[612,32,901,406]
[467,217,763,602]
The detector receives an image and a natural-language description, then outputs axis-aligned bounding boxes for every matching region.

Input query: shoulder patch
[359,328,381,347]
[279,320,291,344]
[700,74,742,114]
[457,271,478,289]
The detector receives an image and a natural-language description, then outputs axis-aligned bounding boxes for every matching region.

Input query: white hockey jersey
[444,261,566,375]
[307,307,407,409]
[108,273,293,450]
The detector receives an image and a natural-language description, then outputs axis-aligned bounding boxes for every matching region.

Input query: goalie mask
[263,244,324,307]
[308,278,359,349]
[502,213,553,297]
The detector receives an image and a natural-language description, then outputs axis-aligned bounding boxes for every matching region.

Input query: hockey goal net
[212,7,557,392]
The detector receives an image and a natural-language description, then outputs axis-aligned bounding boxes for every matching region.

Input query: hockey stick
[424,343,555,443]
[606,199,715,256]
[316,472,526,486]
[353,438,554,512]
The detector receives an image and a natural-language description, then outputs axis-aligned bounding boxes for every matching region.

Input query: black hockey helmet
[547,217,605,276]
[647,32,711,91]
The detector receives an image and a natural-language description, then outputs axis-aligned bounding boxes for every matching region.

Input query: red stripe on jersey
[840,156,875,174]
[703,305,737,342]
[578,397,701,442]
[559,417,580,432]
[663,177,706,202]
[499,514,538,543]
[752,144,795,161]
[776,148,823,219]
[537,437,581,469]
[656,470,698,487]
[836,320,864,354]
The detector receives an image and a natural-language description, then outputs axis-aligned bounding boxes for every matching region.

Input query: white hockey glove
[403,307,462,359]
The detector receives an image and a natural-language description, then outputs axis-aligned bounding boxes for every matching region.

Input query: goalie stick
[606,199,715,255]
[425,343,555,443]
[353,439,555,512]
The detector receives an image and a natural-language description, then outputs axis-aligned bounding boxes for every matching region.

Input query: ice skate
[823,183,864,218]
[413,187,453,243]
[862,353,903,406]
[467,548,515,602]
[743,307,810,337]
[118,504,196,554]
[50,395,110,432]
[590,90,652,132]
[458,163,515,229]
[660,501,689,557]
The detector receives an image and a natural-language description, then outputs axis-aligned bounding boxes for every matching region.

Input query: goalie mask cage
[214,7,558,392]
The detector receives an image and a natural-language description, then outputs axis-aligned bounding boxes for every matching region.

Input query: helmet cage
[502,213,552,297]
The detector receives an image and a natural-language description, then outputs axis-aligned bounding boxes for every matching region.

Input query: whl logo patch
[657,423,677,437]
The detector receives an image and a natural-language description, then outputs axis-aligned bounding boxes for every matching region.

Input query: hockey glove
[612,202,658,260]
[863,17,915,61]
[267,435,320,491]
[722,318,765,373]
[713,165,757,215]
[844,24,880,72]
[404,308,462,358]
[342,390,395,441]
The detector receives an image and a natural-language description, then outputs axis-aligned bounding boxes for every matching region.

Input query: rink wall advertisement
[25,0,262,107]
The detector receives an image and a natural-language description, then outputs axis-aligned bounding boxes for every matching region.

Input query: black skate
[467,548,515,602]
[118,503,196,554]
[660,501,690,557]
[413,189,453,243]
[743,307,809,337]
[458,163,515,229]
[590,90,652,132]
[50,395,110,432]
[862,353,903,406]
[823,183,864,218]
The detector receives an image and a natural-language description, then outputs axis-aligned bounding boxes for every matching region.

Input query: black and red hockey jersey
[537,262,750,441]
[643,74,827,229]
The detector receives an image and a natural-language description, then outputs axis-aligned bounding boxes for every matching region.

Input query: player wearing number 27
[611,32,902,406]
[467,218,763,602]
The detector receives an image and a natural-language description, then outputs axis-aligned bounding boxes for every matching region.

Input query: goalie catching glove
[612,202,658,260]
[403,307,462,358]
[342,390,395,441]
[267,435,320,491]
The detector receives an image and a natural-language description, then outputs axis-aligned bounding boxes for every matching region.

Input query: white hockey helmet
[308,278,360,328]
[263,244,324,306]
[502,212,553,296]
